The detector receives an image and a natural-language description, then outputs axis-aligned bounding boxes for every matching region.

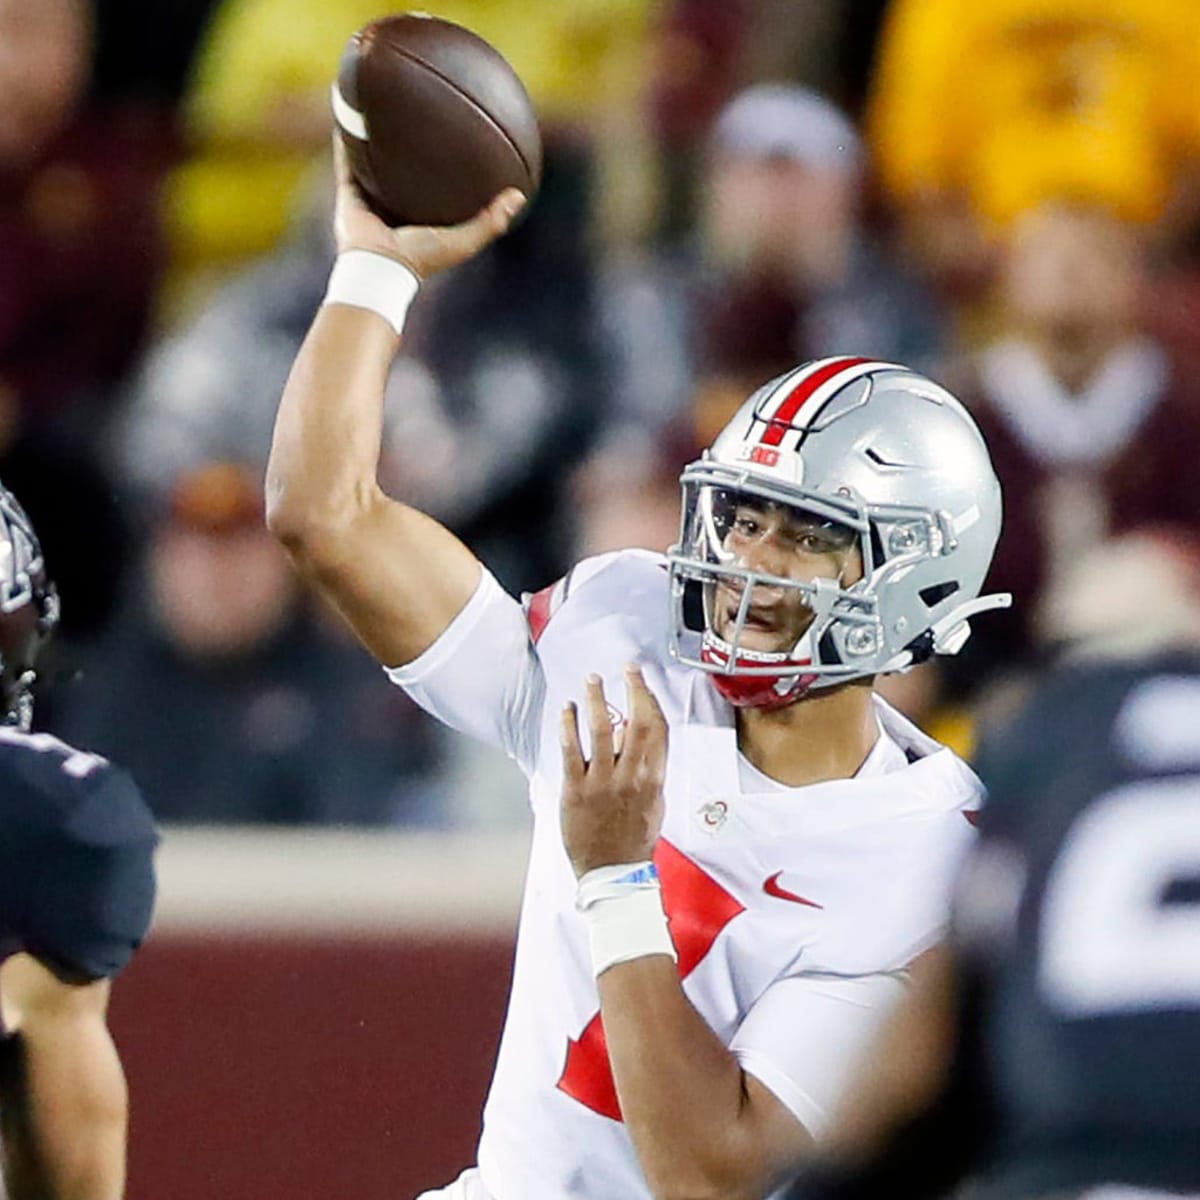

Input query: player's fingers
[331,132,353,186]
[583,674,615,775]
[618,663,653,769]
[643,713,668,785]
[559,702,586,790]
[625,663,669,780]
[329,132,397,255]
[444,188,526,257]
[330,135,374,214]
[611,720,627,759]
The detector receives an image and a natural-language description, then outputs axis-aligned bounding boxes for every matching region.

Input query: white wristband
[576,862,677,977]
[323,250,419,336]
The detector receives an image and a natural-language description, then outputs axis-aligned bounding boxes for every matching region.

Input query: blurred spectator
[967,523,1200,748]
[1038,525,1200,665]
[163,0,387,311]
[648,0,756,241]
[0,428,130,733]
[164,0,653,315]
[646,0,897,240]
[121,137,607,597]
[0,0,173,439]
[55,462,442,826]
[427,0,657,247]
[825,0,894,119]
[950,201,1200,695]
[581,83,946,559]
[0,0,175,696]
[867,0,1200,301]
[90,0,223,108]
[401,138,607,589]
[690,83,944,441]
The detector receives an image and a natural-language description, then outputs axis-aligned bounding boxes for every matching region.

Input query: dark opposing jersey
[0,728,157,984]
[957,652,1200,1199]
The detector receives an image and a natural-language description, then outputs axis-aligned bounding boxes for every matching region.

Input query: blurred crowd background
[7,0,1200,830]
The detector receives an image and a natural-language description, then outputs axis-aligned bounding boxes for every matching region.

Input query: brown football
[333,13,542,228]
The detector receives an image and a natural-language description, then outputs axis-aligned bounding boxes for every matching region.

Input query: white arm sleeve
[384,569,544,774]
[731,970,908,1139]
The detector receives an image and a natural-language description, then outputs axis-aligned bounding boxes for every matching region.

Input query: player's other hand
[332,137,525,279]
[560,665,668,878]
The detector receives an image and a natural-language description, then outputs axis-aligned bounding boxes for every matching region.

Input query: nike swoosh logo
[763,872,823,909]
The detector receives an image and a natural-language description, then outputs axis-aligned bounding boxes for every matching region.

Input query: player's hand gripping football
[332,136,526,279]
[560,665,668,878]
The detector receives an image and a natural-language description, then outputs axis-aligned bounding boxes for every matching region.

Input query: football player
[0,482,158,1200]
[264,143,1010,1200]
[781,534,1200,1200]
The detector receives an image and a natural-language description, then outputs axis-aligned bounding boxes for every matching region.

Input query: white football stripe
[330,83,368,140]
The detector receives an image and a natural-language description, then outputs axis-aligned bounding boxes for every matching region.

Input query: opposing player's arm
[265,140,525,667]
[813,947,956,1163]
[0,954,126,1200]
[780,949,987,1200]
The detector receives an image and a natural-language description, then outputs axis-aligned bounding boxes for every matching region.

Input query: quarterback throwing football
[265,145,1010,1200]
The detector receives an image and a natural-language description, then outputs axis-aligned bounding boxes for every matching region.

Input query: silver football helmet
[0,482,59,730]
[667,356,1010,708]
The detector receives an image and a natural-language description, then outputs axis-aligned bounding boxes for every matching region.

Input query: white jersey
[389,550,981,1200]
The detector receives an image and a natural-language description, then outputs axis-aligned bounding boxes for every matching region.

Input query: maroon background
[110,931,516,1200]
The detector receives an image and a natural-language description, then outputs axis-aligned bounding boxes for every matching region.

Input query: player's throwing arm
[264,138,525,670]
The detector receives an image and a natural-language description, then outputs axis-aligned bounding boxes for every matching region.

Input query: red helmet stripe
[759,356,876,446]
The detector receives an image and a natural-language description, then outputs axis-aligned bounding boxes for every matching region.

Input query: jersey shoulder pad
[521,549,668,645]
[0,731,158,980]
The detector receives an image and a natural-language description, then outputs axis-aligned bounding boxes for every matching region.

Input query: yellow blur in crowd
[868,0,1200,227]
[166,0,651,292]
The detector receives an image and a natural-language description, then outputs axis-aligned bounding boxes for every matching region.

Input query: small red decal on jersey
[963,809,981,828]
[763,871,823,909]
[558,839,746,1120]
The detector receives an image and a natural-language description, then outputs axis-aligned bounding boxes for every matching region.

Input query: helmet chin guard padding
[0,483,59,731]
[667,357,1010,706]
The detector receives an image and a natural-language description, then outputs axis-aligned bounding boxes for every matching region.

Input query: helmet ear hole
[919,581,959,608]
